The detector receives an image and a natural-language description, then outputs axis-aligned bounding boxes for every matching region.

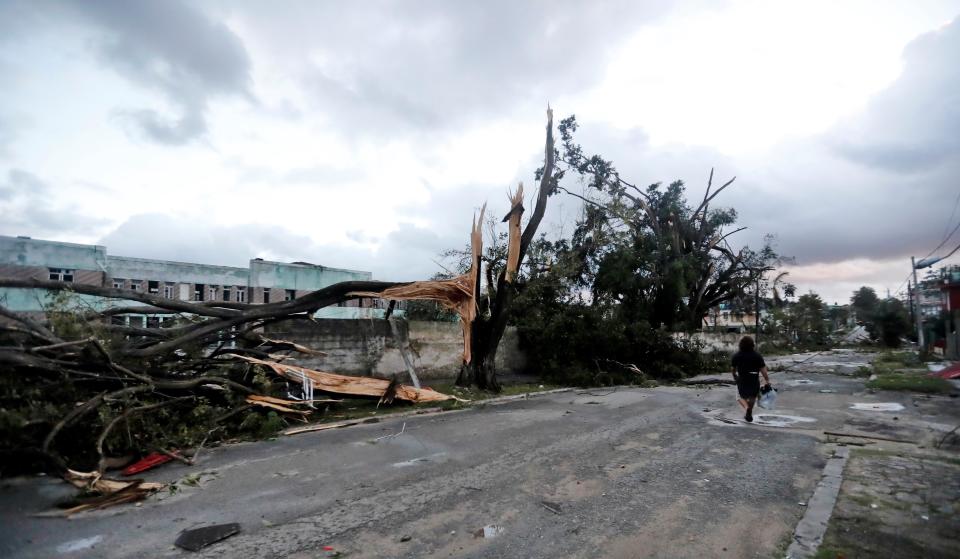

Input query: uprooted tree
[0,277,466,475]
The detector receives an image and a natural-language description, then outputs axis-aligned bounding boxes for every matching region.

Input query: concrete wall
[263,319,528,381]
[0,236,107,272]
[106,256,249,287]
[675,331,747,353]
[249,259,371,291]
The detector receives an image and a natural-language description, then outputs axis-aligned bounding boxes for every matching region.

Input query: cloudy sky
[1,0,958,304]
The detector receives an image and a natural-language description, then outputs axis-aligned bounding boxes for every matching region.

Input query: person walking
[731,335,770,422]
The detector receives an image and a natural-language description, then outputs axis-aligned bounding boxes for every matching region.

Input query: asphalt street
[2,350,954,558]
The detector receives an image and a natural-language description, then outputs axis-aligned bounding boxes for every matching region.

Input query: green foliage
[851,286,880,322]
[873,298,911,347]
[792,293,829,345]
[551,115,785,332]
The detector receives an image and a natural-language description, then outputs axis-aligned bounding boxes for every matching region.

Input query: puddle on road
[752,414,817,428]
[786,379,819,386]
[391,452,447,468]
[851,403,904,412]
[56,535,104,553]
[702,408,818,429]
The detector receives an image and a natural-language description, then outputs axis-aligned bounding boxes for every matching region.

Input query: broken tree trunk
[455,107,555,391]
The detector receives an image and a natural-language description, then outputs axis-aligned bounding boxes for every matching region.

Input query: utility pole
[755,277,761,343]
[912,256,924,350]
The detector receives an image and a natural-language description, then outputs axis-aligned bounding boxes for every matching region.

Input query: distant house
[702,302,757,333]
[0,235,388,324]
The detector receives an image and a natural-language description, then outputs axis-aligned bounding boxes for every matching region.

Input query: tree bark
[456,108,554,391]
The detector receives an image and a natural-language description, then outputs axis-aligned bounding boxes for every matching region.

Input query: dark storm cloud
[0,169,107,235]
[61,0,253,145]
[232,0,679,136]
[833,16,960,173]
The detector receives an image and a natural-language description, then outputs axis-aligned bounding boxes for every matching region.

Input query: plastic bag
[758,384,777,410]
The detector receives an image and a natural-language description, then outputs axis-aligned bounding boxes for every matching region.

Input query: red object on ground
[122,452,174,475]
[930,362,960,379]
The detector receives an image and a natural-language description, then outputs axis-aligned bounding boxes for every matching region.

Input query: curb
[786,445,851,558]
[283,387,577,435]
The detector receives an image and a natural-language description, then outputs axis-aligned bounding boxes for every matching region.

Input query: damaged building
[0,235,389,323]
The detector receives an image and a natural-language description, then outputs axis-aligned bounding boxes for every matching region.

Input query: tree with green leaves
[850,286,880,323]
[873,298,911,347]
[549,115,782,331]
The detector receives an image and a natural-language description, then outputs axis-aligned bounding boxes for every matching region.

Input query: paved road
[2,350,954,558]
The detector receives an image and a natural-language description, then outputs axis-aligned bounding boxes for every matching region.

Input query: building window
[130,280,142,291]
[148,280,159,294]
[113,278,125,289]
[223,287,231,302]
[164,282,175,298]
[263,288,271,304]
[195,284,205,301]
[209,285,219,300]
[285,289,296,301]
[236,288,246,303]
[146,317,160,329]
[49,268,74,282]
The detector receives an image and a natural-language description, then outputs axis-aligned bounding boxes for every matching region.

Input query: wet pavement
[1,349,957,559]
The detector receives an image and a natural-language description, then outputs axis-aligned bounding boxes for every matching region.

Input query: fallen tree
[0,274,473,477]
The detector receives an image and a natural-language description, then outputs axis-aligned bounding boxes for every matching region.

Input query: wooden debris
[348,205,485,364]
[284,419,364,435]
[235,355,468,404]
[504,182,524,283]
[51,469,164,516]
[245,394,311,415]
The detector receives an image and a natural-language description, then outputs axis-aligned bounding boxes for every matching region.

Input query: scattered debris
[245,394,317,416]
[234,356,467,404]
[473,524,505,539]
[400,535,412,542]
[122,452,175,476]
[850,403,905,412]
[787,379,816,386]
[372,422,406,442]
[540,500,562,515]
[283,419,368,436]
[44,469,165,516]
[818,389,837,393]
[930,365,960,379]
[175,523,241,552]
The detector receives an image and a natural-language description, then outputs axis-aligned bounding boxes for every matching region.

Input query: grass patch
[875,351,920,366]
[813,544,856,559]
[866,373,952,394]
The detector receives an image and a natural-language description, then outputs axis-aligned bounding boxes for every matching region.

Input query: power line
[934,188,960,252]
[924,219,960,259]
[939,240,960,262]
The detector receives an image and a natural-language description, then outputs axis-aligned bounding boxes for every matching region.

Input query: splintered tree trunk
[456,110,553,392]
